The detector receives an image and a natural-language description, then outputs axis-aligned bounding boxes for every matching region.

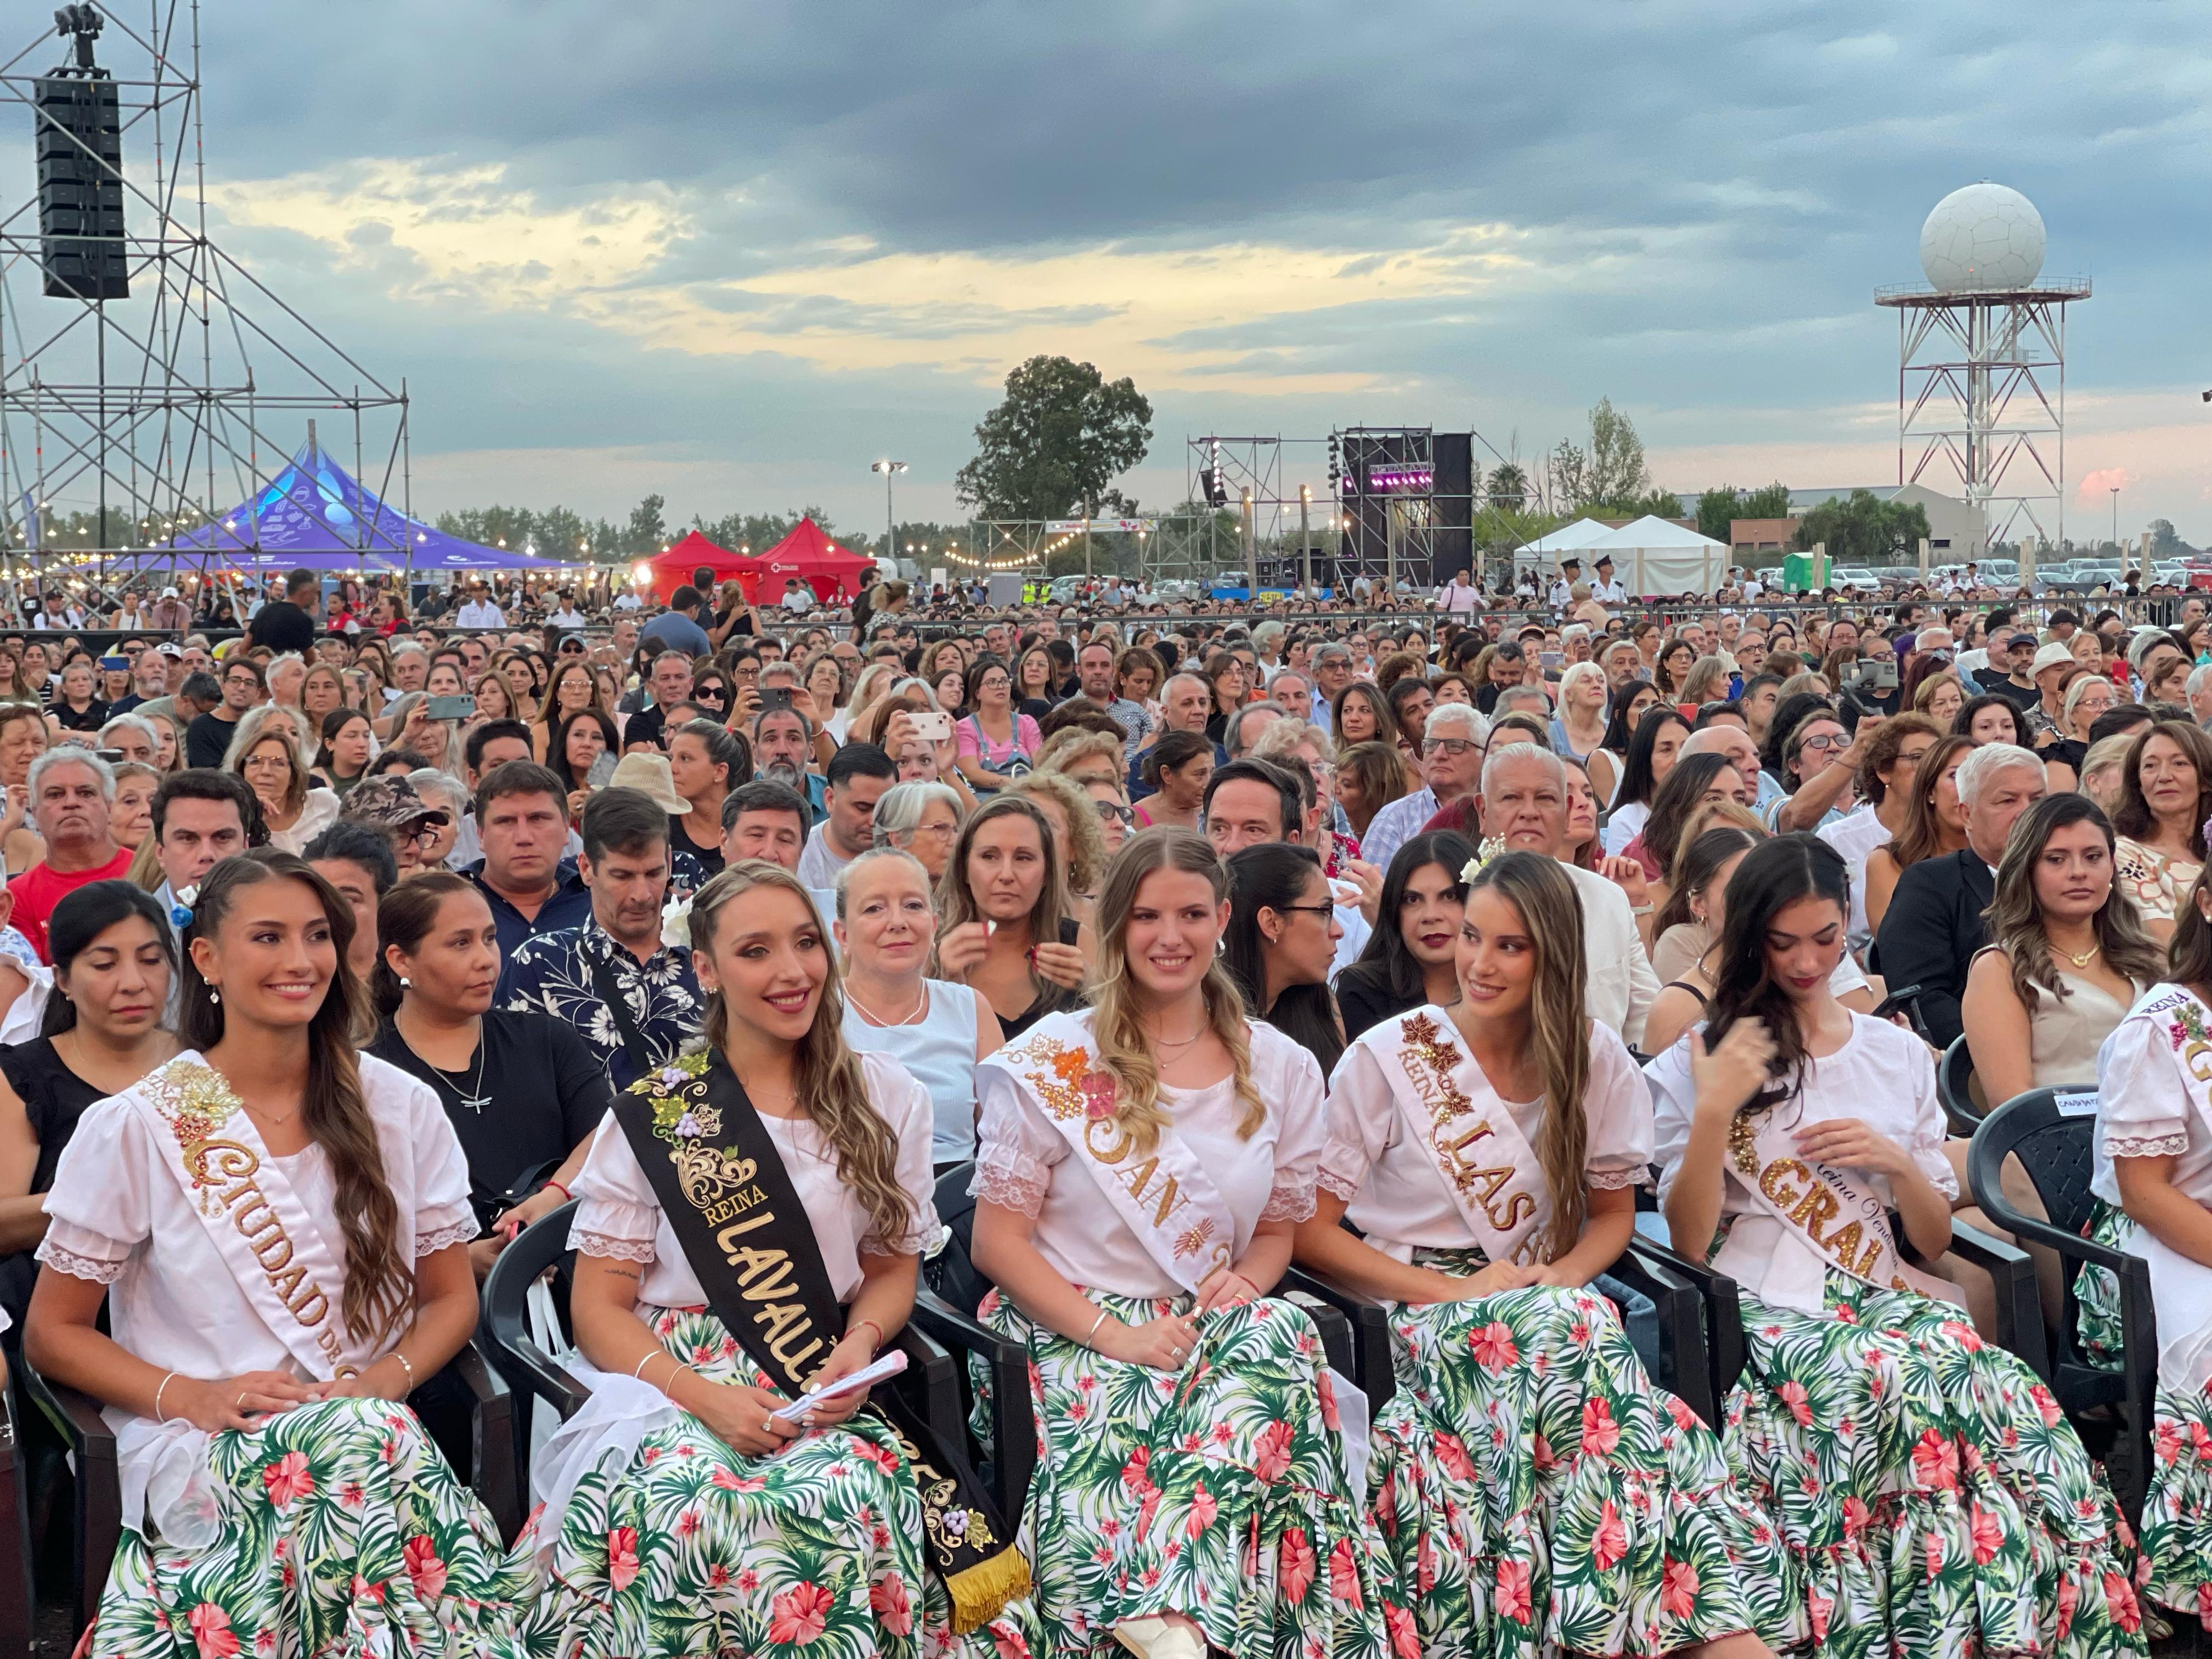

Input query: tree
[623,494,668,557]
[1586,397,1649,505]
[1695,481,1791,543]
[1485,462,1531,512]
[1740,481,1792,520]
[954,355,1153,522]
[1793,490,1930,566]
[2151,518,2190,558]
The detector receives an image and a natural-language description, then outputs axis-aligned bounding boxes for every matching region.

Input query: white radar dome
[1918,182,2046,292]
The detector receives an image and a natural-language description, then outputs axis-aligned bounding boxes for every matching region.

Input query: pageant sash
[610,1051,1027,1632]
[1712,1092,1962,1314]
[1379,1009,1549,1267]
[131,1056,371,1380]
[997,1010,1237,1293]
[2130,986,2212,1391]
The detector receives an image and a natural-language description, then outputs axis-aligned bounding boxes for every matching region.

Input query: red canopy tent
[646,530,758,603]
[750,518,875,603]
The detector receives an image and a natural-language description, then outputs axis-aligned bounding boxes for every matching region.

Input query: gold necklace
[2057,940,2101,968]
[845,981,927,1027]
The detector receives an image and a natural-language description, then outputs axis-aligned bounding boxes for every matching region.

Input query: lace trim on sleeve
[1587,1165,1647,1192]
[862,1206,944,1261]
[572,1229,657,1265]
[1315,1164,1361,1203]
[2105,1131,2191,1160]
[1260,1175,1317,1224]
[413,1218,479,1259]
[35,1241,123,1285]
[972,1144,1049,1219]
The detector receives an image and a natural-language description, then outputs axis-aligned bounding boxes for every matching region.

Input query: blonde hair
[1006,769,1107,895]
[1034,726,1124,781]
[1086,830,1262,1154]
[1462,851,1589,1260]
[223,704,309,815]
[689,861,913,1249]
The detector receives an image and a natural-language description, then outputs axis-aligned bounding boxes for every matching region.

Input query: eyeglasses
[1272,903,1336,919]
[1093,800,1136,825]
[1799,733,1848,752]
[1423,737,1477,757]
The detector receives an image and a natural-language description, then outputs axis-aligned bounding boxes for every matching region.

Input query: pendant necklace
[2058,941,2100,969]
[413,1014,490,1114]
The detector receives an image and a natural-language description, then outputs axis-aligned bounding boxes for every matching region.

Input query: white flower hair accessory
[660,895,693,952]
[1457,839,1510,886]
[169,883,199,930]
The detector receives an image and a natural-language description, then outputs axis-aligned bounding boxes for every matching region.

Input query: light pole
[1299,484,1312,598]
[871,460,907,571]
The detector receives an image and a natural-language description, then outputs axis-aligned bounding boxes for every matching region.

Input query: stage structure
[1876,182,2087,567]
[0,2,413,586]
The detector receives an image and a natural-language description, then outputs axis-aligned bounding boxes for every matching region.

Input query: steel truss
[0,1,409,588]
[1877,279,2089,562]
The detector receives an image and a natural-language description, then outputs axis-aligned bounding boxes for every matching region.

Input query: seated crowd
[1,573,2211,1658]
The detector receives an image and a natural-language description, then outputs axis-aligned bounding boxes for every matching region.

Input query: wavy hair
[933,794,1075,1006]
[1886,733,1976,870]
[1702,834,1850,1091]
[1987,793,2163,1008]
[1461,850,1590,1260]
[1087,830,1261,1154]
[690,861,913,1249]
[180,849,408,1346]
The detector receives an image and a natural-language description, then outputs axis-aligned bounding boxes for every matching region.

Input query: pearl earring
[207,987,219,1005]
[399,976,411,988]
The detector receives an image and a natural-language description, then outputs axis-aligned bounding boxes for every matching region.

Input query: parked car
[1832,566,1881,592]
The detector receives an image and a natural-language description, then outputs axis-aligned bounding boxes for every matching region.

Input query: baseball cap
[155,641,183,659]
[2030,642,2075,675]
[161,586,178,599]
[342,776,451,835]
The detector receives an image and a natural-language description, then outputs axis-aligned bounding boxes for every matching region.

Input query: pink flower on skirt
[710,1466,767,1493]
[1186,1482,1218,1536]
[1659,1557,1700,1622]
[2029,1384,2064,1427]
[607,1526,641,1593]
[1317,1370,1341,1432]
[1807,1589,1832,1644]
[1910,1429,1960,1491]
[1432,1432,1477,1482]
[187,1603,239,1659]
[1328,1538,1363,1607]
[1252,1421,1294,1484]
[770,1582,835,1645]
[2105,1571,2141,1635]
[402,1534,447,1600]
[868,1572,913,1637]
[1969,1503,2005,1566]
[1776,1381,1813,1428]
[1416,1534,1438,1596]
[1384,1601,1420,1659]
[1590,1500,1627,1572]
[1493,1559,1533,1626]
[1278,1528,1316,1602]
[259,1452,313,1511]
[1841,1497,1872,1538]
[990,1623,1032,1659]
[1580,1398,1621,1459]
[2055,1575,2079,1642]
[1469,1322,1519,1372]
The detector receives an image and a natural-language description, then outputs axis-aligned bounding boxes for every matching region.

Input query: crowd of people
[3,556,2212,1657]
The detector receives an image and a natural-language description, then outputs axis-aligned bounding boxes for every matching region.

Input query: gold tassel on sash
[945,1544,1032,1635]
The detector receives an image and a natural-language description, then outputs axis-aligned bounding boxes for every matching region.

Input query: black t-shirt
[624,704,668,752]
[51,698,108,732]
[247,599,316,656]
[369,1009,612,1225]
[185,709,239,768]
[669,815,724,880]
[1983,675,2041,710]
[1333,964,1420,1046]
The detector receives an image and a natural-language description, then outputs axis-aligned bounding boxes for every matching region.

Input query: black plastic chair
[479,1202,1038,1526]
[24,1339,515,1635]
[0,1376,33,1659]
[1939,1035,1984,1137]
[1967,1087,2157,1523]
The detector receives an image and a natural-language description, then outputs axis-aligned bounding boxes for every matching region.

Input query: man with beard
[749,703,826,817]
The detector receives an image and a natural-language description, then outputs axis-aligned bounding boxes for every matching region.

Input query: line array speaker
[35,74,127,301]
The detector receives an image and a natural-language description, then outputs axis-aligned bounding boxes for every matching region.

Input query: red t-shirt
[9,848,134,962]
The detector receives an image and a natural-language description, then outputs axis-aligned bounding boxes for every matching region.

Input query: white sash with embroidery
[2118,986,2212,1392]
[995,1011,1237,1293]
[1713,1096,1962,1314]
[130,1057,375,1380]
[1370,1008,1549,1267]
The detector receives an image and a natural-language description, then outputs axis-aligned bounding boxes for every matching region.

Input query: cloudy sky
[29,0,2212,545]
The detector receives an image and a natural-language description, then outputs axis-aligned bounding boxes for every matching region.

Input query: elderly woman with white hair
[263,650,307,710]
[95,713,160,768]
[870,779,964,886]
[1547,659,1610,766]
[407,768,472,871]
[835,846,1002,1173]
[1249,715,1367,879]
[221,704,338,855]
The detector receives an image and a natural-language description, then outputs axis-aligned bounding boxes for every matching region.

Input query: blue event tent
[154,432,573,573]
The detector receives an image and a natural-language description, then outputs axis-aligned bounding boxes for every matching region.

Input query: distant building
[1730,518,1801,560]
[1786,484,1972,560]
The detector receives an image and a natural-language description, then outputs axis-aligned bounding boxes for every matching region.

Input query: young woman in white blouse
[2088,858,2212,1620]
[1648,834,2145,1655]
[1300,849,1782,1658]
[24,849,525,1657]
[971,830,1387,1659]
[528,860,1032,1659]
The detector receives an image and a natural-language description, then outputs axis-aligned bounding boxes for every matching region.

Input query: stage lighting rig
[52,6,103,76]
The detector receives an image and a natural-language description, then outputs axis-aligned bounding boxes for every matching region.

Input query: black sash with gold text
[610,1051,1028,1631]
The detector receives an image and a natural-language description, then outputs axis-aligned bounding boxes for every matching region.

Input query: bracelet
[848,1318,884,1356]
[1083,1308,1109,1348]
[387,1350,415,1393]
[153,1370,178,1424]
[544,1181,571,1201]
[633,1348,666,1379]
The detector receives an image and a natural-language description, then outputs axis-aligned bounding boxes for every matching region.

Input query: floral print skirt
[975,1288,1392,1659]
[86,1395,529,1659]
[1365,1247,1796,1659]
[2074,1199,2134,1370]
[518,1304,1036,1659]
[1728,1272,2146,1657]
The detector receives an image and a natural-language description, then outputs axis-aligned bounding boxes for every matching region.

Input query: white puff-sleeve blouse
[972,1014,1325,1298]
[567,1050,941,1308]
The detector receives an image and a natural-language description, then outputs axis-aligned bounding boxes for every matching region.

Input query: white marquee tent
[1521,518,1615,556]
[1583,516,1728,597]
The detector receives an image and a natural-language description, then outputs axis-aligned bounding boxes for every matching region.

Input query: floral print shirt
[501,915,701,1091]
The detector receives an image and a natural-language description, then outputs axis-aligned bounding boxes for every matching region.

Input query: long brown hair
[1086,830,1261,1155]
[180,849,409,1346]
[933,794,1074,1001]
[1886,733,1975,868]
[1462,851,1589,1260]
[2112,720,2212,857]
[1986,793,2163,1007]
[690,861,912,1249]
